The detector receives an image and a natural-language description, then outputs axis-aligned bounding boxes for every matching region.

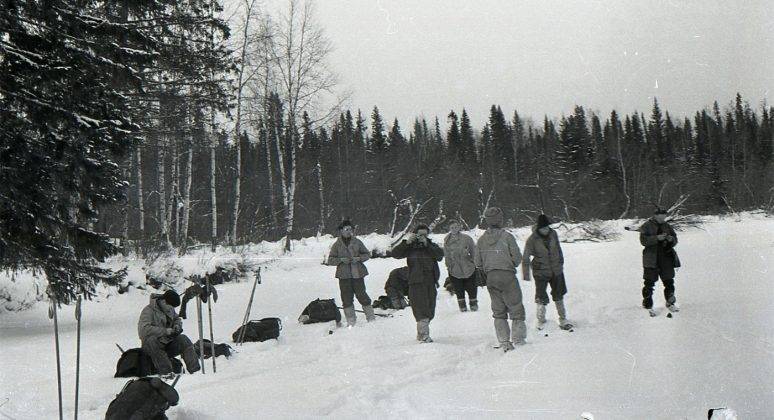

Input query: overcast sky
[307,0,772,129]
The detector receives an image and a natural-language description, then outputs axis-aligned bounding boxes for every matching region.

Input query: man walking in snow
[384,266,410,309]
[326,219,375,326]
[639,208,680,314]
[443,219,478,312]
[138,290,200,376]
[475,207,526,352]
[391,224,445,343]
[521,214,572,330]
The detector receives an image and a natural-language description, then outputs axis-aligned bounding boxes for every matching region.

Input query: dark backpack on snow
[194,339,233,359]
[114,348,182,378]
[298,298,341,324]
[232,317,282,343]
[105,377,179,420]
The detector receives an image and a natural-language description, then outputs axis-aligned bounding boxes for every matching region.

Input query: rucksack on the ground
[105,377,179,420]
[231,317,282,343]
[114,348,183,378]
[371,295,408,310]
[193,339,233,359]
[298,298,341,324]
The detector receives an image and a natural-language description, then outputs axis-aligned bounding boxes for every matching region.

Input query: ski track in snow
[1,215,773,419]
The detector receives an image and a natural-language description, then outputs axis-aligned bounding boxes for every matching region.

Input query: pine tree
[459,109,476,165]
[446,111,461,162]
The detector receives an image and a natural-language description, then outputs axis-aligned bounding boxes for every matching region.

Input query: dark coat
[391,239,444,286]
[639,219,680,269]
[522,228,564,279]
[326,237,371,279]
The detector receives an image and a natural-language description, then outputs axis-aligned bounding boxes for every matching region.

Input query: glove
[165,328,175,336]
[405,233,416,243]
[656,234,667,241]
[665,235,675,242]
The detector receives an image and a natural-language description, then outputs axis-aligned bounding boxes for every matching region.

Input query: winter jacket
[475,228,522,274]
[521,228,564,280]
[391,239,444,286]
[385,266,410,297]
[443,232,476,279]
[326,237,371,279]
[639,219,679,269]
[138,294,181,344]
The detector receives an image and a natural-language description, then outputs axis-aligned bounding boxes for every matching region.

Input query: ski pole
[74,296,82,420]
[206,278,216,373]
[336,306,391,318]
[237,268,260,345]
[196,297,205,374]
[49,296,63,420]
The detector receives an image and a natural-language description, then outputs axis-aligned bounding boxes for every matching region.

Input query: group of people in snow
[324,206,680,351]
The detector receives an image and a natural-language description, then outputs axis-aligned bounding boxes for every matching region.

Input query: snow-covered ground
[1,214,773,419]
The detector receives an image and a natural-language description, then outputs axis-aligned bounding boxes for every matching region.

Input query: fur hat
[536,214,551,229]
[163,290,181,308]
[484,207,504,227]
[654,207,668,215]
[338,219,354,230]
[413,224,430,234]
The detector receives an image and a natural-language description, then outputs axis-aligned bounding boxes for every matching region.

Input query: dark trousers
[408,282,437,321]
[141,334,200,375]
[339,277,371,308]
[642,268,676,308]
[534,273,568,305]
[450,275,477,301]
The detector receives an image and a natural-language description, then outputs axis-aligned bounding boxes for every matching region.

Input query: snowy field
[1,214,773,419]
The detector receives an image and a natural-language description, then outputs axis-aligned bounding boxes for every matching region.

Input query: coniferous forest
[2,0,773,301]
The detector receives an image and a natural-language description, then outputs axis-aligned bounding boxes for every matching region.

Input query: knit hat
[163,290,181,308]
[484,207,504,227]
[536,214,551,229]
[338,219,353,230]
[654,207,668,215]
[414,224,430,234]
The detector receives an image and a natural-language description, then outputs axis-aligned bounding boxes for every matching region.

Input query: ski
[559,324,575,332]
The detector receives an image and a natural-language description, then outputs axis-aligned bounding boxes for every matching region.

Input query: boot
[493,318,511,347]
[343,306,357,327]
[416,319,433,342]
[555,300,573,329]
[457,299,468,312]
[469,299,478,312]
[363,305,376,322]
[512,320,527,345]
[536,304,547,330]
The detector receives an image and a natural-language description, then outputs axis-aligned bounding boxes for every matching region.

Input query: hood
[481,228,504,246]
[149,293,164,304]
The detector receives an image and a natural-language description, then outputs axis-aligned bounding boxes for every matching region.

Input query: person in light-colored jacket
[138,290,200,375]
[326,219,375,326]
[522,214,571,330]
[443,219,478,312]
[475,207,525,352]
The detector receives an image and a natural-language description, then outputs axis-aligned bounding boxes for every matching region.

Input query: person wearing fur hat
[474,207,526,352]
[326,219,375,326]
[522,214,572,330]
[639,208,680,314]
[138,290,200,376]
[443,219,478,312]
[391,224,445,343]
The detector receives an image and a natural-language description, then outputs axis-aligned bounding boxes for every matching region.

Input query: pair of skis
[648,305,680,318]
[50,295,83,420]
[194,275,218,374]
[236,268,261,345]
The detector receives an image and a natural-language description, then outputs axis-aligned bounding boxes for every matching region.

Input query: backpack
[298,298,342,324]
[193,339,233,359]
[114,348,183,378]
[371,295,392,310]
[105,377,179,420]
[232,317,282,343]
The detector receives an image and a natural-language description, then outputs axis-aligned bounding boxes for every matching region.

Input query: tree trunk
[316,159,325,235]
[616,132,631,218]
[264,126,279,235]
[180,144,193,253]
[121,162,129,255]
[230,134,241,246]
[135,148,145,252]
[166,141,178,247]
[209,140,218,252]
[272,120,291,251]
[157,136,169,248]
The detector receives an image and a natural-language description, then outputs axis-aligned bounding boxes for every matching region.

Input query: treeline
[99,94,774,250]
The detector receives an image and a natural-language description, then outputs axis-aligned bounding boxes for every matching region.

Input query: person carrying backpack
[326,219,375,326]
[138,290,200,377]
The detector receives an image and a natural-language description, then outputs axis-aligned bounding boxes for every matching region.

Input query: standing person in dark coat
[138,290,200,376]
[384,266,410,309]
[443,219,478,312]
[475,207,525,352]
[521,214,572,330]
[391,224,445,343]
[640,208,680,313]
[326,219,375,326]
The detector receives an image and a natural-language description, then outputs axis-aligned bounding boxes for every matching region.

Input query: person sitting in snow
[443,219,478,312]
[384,266,410,309]
[521,214,572,330]
[475,207,526,352]
[326,219,375,326]
[391,224,445,343]
[639,207,681,314]
[138,290,200,377]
